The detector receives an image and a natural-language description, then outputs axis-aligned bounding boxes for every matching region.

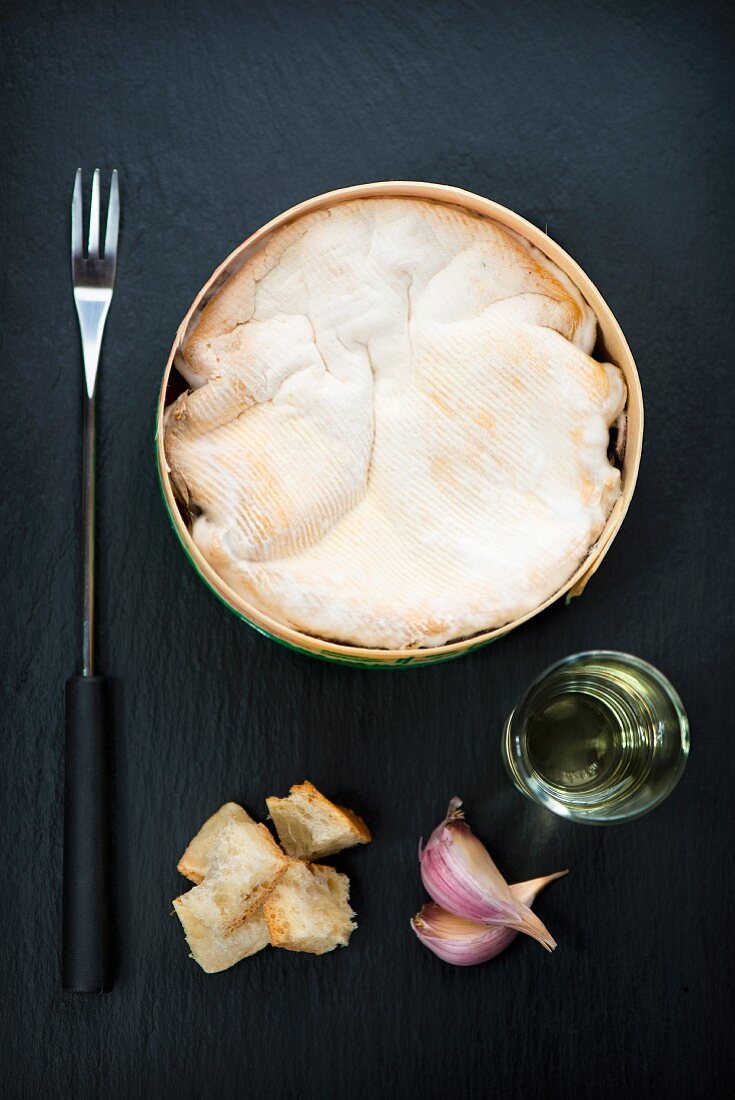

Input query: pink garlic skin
[420,819,519,924]
[411,904,517,965]
[411,872,568,966]
[419,799,560,950]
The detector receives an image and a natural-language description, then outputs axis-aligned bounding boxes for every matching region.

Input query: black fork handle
[62,675,112,992]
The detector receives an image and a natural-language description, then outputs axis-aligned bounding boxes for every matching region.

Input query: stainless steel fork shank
[75,287,111,677]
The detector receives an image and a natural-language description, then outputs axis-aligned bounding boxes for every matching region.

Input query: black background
[2,1,734,1097]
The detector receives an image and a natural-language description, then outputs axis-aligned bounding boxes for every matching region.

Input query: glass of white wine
[502,651,689,824]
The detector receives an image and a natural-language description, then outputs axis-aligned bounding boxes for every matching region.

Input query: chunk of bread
[264,860,356,954]
[266,780,371,860]
[177,802,254,884]
[176,819,288,935]
[173,897,269,973]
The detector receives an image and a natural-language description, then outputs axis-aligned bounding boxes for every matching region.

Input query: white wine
[502,652,689,823]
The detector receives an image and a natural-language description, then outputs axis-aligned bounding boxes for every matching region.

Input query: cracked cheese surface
[164,198,626,648]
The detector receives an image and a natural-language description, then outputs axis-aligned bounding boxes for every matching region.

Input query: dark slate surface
[1,0,734,1096]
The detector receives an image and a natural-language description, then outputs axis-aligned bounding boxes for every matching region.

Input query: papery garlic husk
[419,799,560,950]
[411,871,568,965]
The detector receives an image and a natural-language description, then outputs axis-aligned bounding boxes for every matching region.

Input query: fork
[63,169,119,993]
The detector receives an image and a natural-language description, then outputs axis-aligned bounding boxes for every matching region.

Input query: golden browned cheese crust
[165,197,625,647]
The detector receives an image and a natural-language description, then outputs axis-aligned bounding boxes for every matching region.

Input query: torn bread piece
[173,897,269,973]
[176,819,288,935]
[177,802,254,884]
[264,861,356,955]
[266,780,371,861]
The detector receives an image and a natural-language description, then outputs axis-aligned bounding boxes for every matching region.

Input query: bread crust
[266,780,371,860]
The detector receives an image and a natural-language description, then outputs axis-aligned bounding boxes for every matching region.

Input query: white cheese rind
[165,198,625,648]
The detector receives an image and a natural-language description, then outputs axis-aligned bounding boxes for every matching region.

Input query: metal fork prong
[104,170,120,260]
[72,169,83,260]
[88,169,101,256]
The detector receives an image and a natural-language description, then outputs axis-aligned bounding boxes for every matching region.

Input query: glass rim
[513,649,689,731]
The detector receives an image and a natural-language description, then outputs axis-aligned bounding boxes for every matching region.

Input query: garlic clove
[420,799,519,924]
[411,903,516,966]
[419,800,560,950]
[412,871,568,966]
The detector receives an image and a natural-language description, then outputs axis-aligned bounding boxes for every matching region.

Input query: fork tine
[71,169,83,260]
[104,170,119,259]
[88,169,100,256]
